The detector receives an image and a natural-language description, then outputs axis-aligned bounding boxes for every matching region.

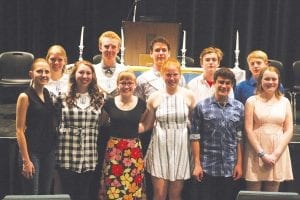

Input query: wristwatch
[257,150,266,158]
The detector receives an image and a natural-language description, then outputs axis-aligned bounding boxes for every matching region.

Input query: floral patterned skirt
[99,137,145,200]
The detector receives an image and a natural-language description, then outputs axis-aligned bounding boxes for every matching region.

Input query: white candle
[235,30,239,51]
[80,26,85,47]
[121,27,125,49]
[182,30,186,50]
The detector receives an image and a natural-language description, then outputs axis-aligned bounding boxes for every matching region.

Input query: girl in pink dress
[244,66,293,191]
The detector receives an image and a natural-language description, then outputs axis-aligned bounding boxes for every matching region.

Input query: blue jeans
[19,150,56,195]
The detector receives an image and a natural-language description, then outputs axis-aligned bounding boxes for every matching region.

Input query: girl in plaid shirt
[56,60,104,200]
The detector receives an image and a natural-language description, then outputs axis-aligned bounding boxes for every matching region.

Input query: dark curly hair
[66,60,104,110]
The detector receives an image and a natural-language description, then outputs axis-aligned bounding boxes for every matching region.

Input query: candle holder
[234,30,240,69]
[120,46,125,65]
[234,48,240,69]
[78,45,84,61]
[120,27,125,65]
[78,26,85,61]
[181,48,186,68]
[181,30,187,68]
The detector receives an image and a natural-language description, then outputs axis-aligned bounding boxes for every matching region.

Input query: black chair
[0,51,34,102]
[177,56,195,67]
[292,60,300,123]
[236,191,300,200]
[92,54,121,64]
[0,51,34,87]
[269,59,285,86]
[269,59,294,116]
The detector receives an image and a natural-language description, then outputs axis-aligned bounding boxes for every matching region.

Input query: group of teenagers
[15,30,294,200]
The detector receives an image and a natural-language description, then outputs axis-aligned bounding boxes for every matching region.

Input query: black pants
[89,126,110,200]
[189,173,240,200]
[58,168,93,200]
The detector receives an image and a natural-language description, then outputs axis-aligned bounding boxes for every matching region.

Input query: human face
[47,53,66,73]
[214,76,233,101]
[150,42,170,68]
[99,37,120,63]
[118,78,136,96]
[201,53,220,76]
[30,61,51,87]
[75,64,93,90]
[163,64,180,89]
[261,70,279,94]
[248,58,268,79]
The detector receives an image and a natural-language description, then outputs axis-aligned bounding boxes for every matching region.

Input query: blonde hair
[160,58,181,75]
[45,45,68,72]
[117,70,136,84]
[247,50,268,64]
[98,31,121,47]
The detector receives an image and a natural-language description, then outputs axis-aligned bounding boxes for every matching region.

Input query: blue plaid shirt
[190,96,244,177]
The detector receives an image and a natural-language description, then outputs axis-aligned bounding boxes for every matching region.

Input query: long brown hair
[66,60,104,110]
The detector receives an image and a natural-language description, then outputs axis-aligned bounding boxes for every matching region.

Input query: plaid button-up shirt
[56,99,102,173]
[190,96,244,177]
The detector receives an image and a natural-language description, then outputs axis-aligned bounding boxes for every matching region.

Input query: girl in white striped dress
[141,58,195,200]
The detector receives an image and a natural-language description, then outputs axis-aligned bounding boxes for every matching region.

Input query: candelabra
[78,26,85,61]
[78,46,84,61]
[234,30,240,69]
[120,27,125,65]
[181,30,186,68]
[234,48,240,69]
[181,49,186,68]
[120,46,125,65]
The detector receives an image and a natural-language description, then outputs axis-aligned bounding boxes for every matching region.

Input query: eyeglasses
[119,81,135,86]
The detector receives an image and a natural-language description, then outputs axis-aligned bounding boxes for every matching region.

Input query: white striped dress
[145,92,191,181]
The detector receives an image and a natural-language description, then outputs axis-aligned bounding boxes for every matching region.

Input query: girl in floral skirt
[99,70,150,200]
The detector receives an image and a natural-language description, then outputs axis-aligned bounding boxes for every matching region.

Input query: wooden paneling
[122,21,181,66]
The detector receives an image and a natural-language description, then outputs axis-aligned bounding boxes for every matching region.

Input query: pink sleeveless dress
[244,95,293,181]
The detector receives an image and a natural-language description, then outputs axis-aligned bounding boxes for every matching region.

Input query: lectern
[122,21,181,66]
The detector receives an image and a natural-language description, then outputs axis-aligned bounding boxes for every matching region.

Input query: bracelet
[257,150,266,158]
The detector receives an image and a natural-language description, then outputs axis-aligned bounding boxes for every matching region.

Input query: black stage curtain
[1,0,300,86]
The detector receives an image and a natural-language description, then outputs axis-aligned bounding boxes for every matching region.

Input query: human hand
[269,153,278,163]
[22,160,35,179]
[192,164,203,182]
[233,164,242,180]
[261,154,275,167]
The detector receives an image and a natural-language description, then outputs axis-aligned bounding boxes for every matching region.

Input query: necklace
[77,92,90,109]
[217,101,227,109]
[79,95,87,104]
[116,96,136,111]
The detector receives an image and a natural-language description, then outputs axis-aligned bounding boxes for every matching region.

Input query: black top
[103,97,146,138]
[24,87,57,153]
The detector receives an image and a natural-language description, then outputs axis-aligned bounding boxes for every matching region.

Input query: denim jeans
[19,150,56,195]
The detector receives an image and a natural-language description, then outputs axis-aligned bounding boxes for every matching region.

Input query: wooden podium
[122,21,181,66]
